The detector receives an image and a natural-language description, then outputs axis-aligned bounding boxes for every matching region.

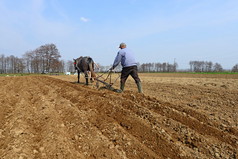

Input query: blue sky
[0,0,238,69]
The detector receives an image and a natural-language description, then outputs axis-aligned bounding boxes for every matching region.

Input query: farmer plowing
[73,56,121,92]
[73,43,143,93]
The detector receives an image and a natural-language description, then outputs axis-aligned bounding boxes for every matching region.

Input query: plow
[94,71,122,93]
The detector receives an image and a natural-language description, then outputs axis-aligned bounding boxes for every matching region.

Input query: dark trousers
[121,66,141,84]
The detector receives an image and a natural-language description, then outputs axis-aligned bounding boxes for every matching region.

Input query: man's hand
[109,67,114,71]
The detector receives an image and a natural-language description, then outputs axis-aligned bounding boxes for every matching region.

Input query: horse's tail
[88,57,96,78]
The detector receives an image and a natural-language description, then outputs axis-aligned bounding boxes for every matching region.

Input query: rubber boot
[136,82,143,93]
[120,83,125,92]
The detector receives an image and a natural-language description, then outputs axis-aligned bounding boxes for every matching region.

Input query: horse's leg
[78,70,80,83]
[90,74,94,83]
[88,71,93,83]
[88,71,91,79]
[88,62,96,83]
[84,71,89,85]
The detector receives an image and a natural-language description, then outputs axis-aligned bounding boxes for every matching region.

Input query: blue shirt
[112,48,137,69]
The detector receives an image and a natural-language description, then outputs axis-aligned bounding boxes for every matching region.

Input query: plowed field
[0,73,237,159]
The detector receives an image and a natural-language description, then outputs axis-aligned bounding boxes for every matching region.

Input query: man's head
[119,43,126,49]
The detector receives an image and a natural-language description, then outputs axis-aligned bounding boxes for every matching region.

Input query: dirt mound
[0,75,237,159]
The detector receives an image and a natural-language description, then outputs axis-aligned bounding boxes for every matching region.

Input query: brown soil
[0,73,237,159]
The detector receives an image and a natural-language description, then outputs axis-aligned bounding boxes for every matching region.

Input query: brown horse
[73,56,96,85]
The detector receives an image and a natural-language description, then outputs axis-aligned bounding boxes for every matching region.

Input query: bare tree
[42,44,61,73]
[22,43,61,73]
[66,60,74,72]
[189,61,216,72]
[205,61,213,72]
[154,62,161,72]
[173,61,178,72]
[213,63,223,72]
[231,64,238,72]
[140,63,146,72]
[15,57,25,73]
[23,51,34,73]
[0,54,5,73]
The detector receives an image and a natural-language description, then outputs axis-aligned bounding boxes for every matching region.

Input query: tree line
[189,61,223,72]
[138,62,178,72]
[0,44,64,74]
[1,44,238,73]
[189,61,238,72]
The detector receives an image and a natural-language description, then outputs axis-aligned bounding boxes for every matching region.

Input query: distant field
[1,71,238,77]
[0,73,32,77]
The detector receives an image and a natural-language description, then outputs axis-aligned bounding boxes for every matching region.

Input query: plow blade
[95,78,122,93]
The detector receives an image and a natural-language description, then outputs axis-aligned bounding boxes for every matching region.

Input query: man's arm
[111,52,122,70]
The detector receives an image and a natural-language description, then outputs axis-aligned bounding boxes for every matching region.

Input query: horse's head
[73,58,77,70]
[74,56,84,71]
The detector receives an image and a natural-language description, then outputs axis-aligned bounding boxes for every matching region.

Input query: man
[110,43,142,93]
